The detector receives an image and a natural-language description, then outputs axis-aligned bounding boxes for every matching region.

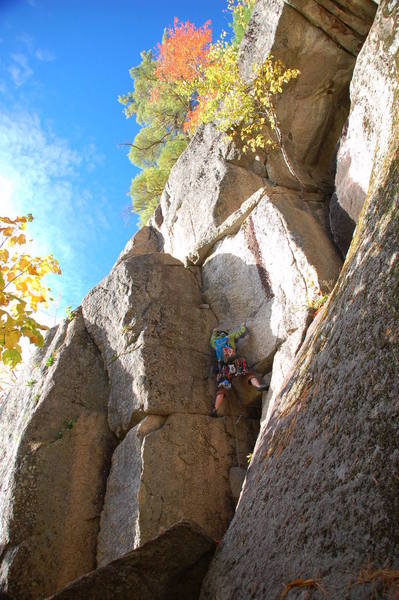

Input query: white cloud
[8,52,33,86]
[0,110,110,320]
[35,48,55,62]
[5,37,56,89]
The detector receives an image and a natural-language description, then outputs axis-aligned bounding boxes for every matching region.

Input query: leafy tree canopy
[0,214,61,370]
[121,0,300,224]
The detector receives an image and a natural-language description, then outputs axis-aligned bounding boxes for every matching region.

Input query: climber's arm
[229,323,246,345]
[210,328,218,349]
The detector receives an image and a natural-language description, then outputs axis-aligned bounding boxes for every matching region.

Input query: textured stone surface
[97,414,259,566]
[116,225,163,264]
[229,467,247,503]
[202,187,342,379]
[238,0,373,191]
[154,0,374,269]
[47,521,216,600]
[200,113,399,600]
[333,0,398,238]
[0,311,114,600]
[82,253,217,438]
[156,124,266,265]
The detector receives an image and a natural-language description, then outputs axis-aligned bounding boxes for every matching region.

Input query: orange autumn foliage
[155,17,212,84]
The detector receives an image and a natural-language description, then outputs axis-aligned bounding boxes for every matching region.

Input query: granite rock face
[332,0,398,252]
[200,100,399,600]
[202,187,342,374]
[0,235,259,597]
[116,225,163,264]
[156,124,266,266]
[238,0,376,191]
[81,249,258,566]
[0,311,114,600]
[1,2,391,599]
[47,521,216,600]
[97,414,258,566]
[152,0,371,423]
[82,252,216,438]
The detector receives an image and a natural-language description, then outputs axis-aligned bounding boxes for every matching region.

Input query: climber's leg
[211,388,227,417]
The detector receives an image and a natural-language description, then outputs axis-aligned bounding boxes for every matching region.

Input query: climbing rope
[228,395,243,468]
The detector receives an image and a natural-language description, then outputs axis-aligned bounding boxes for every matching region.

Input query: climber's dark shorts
[216,357,255,394]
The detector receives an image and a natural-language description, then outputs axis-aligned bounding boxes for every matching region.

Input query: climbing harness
[216,358,248,390]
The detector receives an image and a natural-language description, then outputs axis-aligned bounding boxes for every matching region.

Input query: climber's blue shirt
[210,324,246,363]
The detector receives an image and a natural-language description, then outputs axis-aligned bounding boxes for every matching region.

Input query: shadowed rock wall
[201,1,399,594]
[201,115,399,599]
[332,0,398,254]
[0,311,115,600]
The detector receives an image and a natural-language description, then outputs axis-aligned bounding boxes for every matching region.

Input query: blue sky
[0,0,227,324]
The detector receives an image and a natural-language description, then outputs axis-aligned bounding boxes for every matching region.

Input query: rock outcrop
[153,0,376,422]
[332,0,399,254]
[97,415,257,566]
[47,521,216,600]
[155,124,267,266]
[2,0,397,598]
[201,1,399,596]
[81,251,258,566]
[82,253,216,437]
[239,0,376,190]
[201,117,399,599]
[0,311,115,600]
[202,187,342,397]
[116,225,163,264]
[0,250,259,599]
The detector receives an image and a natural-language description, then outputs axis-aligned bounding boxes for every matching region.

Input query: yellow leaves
[8,234,26,246]
[1,348,22,368]
[4,329,21,349]
[197,51,300,154]
[0,213,60,370]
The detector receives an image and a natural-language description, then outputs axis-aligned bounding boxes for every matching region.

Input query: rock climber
[210,324,269,417]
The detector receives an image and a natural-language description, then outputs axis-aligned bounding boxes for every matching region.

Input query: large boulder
[0,311,114,600]
[47,521,216,600]
[202,187,342,372]
[332,0,398,253]
[200,96,399,600]
[82,253,217,438]
[116,225,163,264]
[155,124,266,266]
[97,414,258,566]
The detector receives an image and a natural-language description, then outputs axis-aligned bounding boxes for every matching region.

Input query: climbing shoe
[210,408,218,418]
[255,383,270,392]
[253,383,269,392]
